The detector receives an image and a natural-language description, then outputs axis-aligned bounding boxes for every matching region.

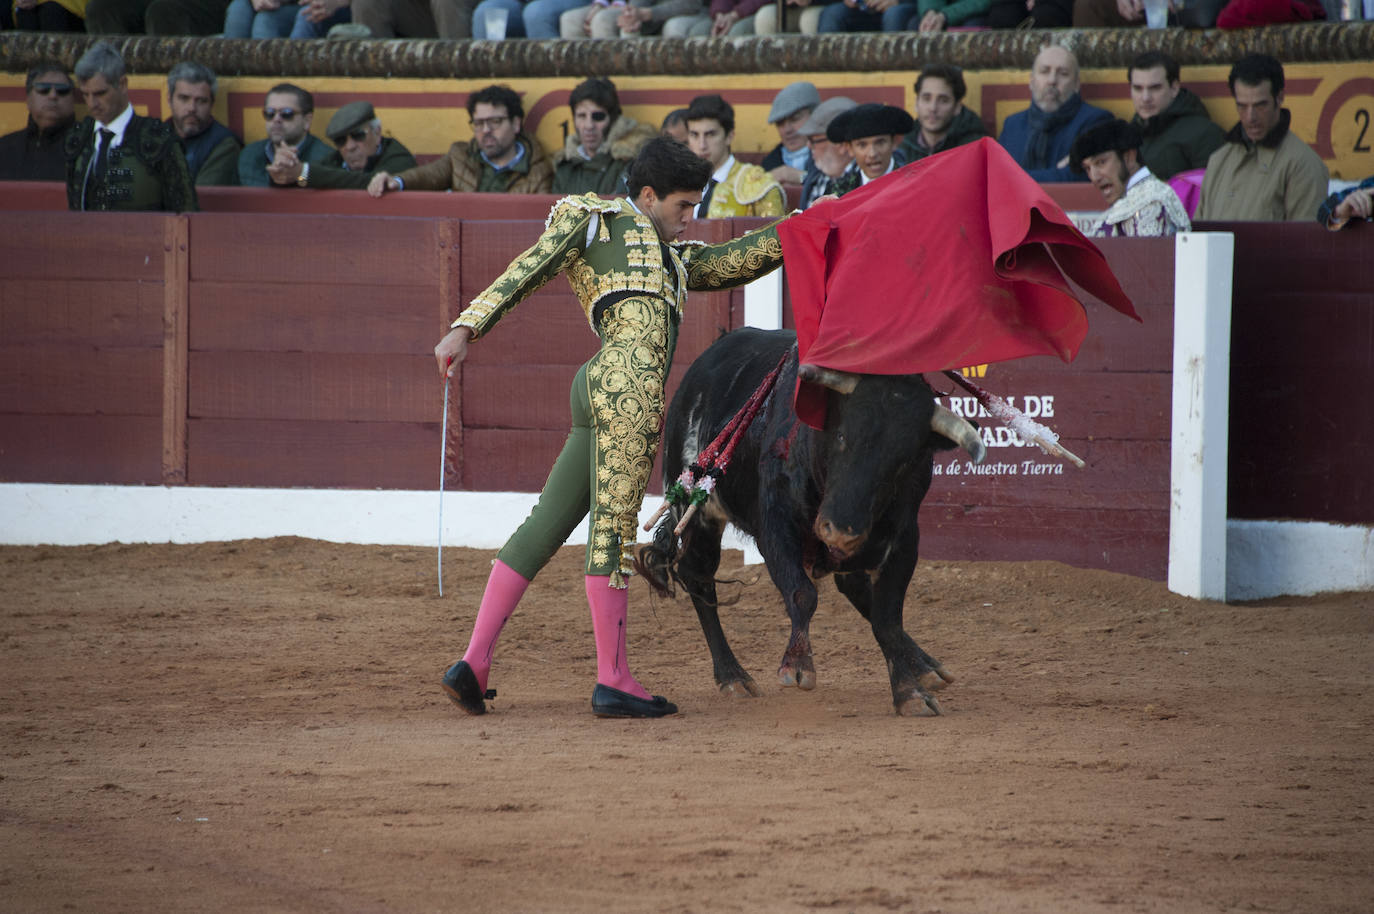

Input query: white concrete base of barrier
[0,483,759,556]
[1226,519,1373,601]
[2,483,1368,599]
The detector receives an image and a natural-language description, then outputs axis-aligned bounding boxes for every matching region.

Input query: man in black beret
[1070,118,1190,238]
[268,100,417,190]
[825,102,914,197]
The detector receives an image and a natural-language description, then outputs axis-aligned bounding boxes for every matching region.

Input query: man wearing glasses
[64,41,196,212]
[268,100,417,190]
[237,82,332,188]
[367,84,553,197]
[0,59,77,182]
[797,96,857,210]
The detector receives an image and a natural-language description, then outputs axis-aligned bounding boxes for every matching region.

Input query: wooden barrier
[1,203,1369,582]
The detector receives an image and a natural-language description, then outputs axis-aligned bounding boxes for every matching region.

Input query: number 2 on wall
[1356,109,1371,154]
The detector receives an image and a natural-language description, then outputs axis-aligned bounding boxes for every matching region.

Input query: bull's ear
[930,406,985,463]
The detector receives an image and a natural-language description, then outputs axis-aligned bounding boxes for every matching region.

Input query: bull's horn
[931,405,986,464]
[797,363,859,394]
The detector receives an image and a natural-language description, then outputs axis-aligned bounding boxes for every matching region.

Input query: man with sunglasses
[0,60,77,182]
[268,101,417,190]
[64,41,197,212]
[368,84,552,197]
[238,83,333,188]
[551,77,656,196]
[166,61,241,187]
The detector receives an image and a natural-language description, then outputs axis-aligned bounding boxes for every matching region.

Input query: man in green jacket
[898,63,991,165]
[1127,51,1224,183]
[267,101,417,190]
[65,41,197,212]
[551,77,656,196]
[166,61,241,187]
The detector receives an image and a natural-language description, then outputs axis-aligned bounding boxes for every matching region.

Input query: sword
[438,373,450,597]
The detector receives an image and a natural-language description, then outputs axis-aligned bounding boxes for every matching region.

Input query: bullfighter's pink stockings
[460,559,530,690]
[585,575,652,700]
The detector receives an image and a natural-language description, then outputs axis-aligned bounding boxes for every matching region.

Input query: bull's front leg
[862,550,954,717]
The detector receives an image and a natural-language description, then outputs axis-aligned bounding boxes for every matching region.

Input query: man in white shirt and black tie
[65,41,197,212]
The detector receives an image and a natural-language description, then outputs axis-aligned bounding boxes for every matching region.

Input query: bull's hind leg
[679,508,760,697]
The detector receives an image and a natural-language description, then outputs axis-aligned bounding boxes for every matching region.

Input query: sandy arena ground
[1,538,1370,912]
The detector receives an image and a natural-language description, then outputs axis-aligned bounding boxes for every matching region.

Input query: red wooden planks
[0,212,171,282]
[189,418,438,489]
[0,347,163,416]
[0,415,162,484]
[0,280,164,348]
[189,351,438,422]
[189,213,440,285]
[189,280,437,354]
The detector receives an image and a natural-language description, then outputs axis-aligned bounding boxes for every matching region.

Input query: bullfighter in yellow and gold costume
[435,138,786,720]
[685,93,787,219]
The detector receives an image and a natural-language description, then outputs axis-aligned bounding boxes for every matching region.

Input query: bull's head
[798,363,984,560]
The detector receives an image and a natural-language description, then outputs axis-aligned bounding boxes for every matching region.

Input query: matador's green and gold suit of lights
[453,192,785,586]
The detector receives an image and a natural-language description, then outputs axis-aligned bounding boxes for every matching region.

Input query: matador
[434,137,786,719]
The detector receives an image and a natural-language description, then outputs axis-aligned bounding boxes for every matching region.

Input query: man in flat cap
[826,102,913,196]
[762,81,819,187]
[1070,118,1189,238]
[269,101,417,189]
[797,96,858,210]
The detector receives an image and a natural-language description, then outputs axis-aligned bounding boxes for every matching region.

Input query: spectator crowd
[1,0,1361,37]
[0,39,1364,232]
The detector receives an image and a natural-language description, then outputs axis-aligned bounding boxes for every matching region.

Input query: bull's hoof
[778,665,817,690]
[720,677,761,698]
[918,665,956,692]
[895,691,942,717]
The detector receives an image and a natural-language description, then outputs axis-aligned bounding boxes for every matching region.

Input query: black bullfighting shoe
[441,660,495,715]
[591,684,679,719]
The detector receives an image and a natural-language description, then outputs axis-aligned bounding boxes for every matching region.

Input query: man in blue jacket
[998,44,1112,183]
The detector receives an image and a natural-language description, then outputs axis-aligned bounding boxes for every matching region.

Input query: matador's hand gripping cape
[776,137,1140,429]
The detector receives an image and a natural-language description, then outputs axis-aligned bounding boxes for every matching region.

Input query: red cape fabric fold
[777,137,1139,428]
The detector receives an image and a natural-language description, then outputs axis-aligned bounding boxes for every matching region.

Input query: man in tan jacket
[1194,54,1328,222]
[367,84,553,196]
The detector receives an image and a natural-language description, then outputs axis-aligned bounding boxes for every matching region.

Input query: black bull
[638,328,986,716]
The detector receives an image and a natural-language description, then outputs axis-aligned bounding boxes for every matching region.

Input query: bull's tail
[633,510,683,598]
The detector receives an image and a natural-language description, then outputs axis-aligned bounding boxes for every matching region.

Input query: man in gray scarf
[997,45,1112,183]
